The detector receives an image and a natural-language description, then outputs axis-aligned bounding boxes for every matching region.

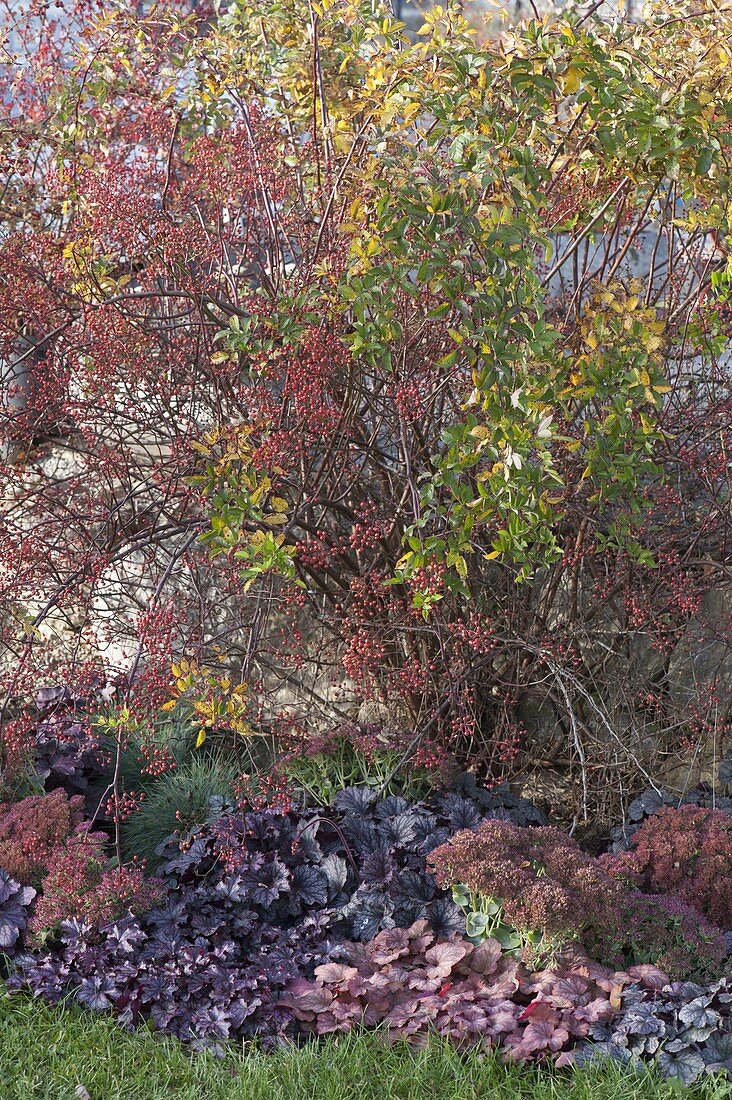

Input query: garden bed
[0,694,730,1089]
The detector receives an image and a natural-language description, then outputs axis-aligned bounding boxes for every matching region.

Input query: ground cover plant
[0,751,729,1082]
[604,806,732,931]
[428,818,730,979]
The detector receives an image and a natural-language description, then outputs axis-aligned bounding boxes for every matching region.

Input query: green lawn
[1,994,730,1100]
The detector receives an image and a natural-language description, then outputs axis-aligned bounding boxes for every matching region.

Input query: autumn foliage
[1,0,732,821]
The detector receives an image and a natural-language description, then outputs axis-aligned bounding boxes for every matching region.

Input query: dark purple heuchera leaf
[342,817,383,856]
[76,974,118,1011]
[243,858,290,907]
[380,812,418,848]
[434,794,482,831]
[159,837,213,879]
[0,870,35,954]
[361,849,397,889]
[445,775,547,827]
[395,870,435,905]
[332,786,377,815]
[428,899,465,938]
[349,892,395,941]
[32,698,109,798]
[374,796,411,820]
[320,854,348,899]
[294,822,323,863]
[290,866,328,909]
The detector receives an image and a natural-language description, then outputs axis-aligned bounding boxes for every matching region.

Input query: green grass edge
[1,992,731,1100]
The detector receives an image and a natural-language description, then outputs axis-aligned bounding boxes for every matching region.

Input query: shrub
[0,789,84,886]
[604,806,732,932]
[29,827,163,943]
[120,754,239,865]
[4,0,732,821]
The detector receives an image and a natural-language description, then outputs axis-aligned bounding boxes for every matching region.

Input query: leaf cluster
[581,976,732,1087]
[283,918,666,1062]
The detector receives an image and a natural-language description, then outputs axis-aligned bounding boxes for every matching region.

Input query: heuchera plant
[32,696,108,799]
[151,785,484,945]
[283,919,666,1061]
[9,910,338,1049]
[0,869,35,959]
[581,976,732,1086]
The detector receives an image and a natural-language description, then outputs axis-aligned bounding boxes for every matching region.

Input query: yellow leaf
[161,700,178,712]
[562,67,581,95]
[195,729,207,749]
